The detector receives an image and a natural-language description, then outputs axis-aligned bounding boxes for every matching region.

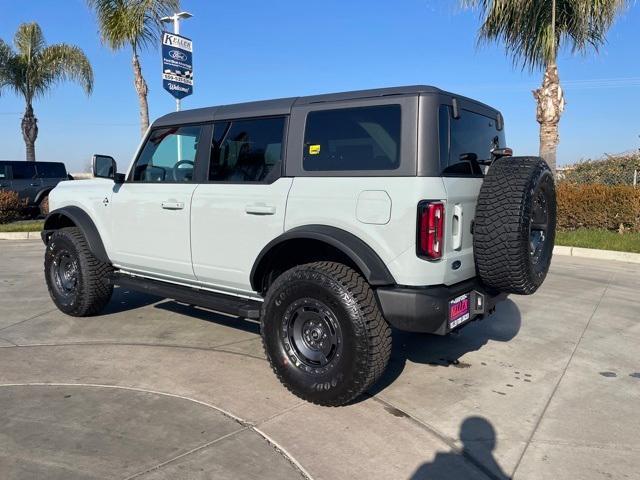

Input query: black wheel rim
[281,298,342,374]
[51,249,79,298]
[529,185,550,266]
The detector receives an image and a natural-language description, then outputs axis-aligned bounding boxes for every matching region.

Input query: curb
[0,231,41,240]
[553,245,640,264]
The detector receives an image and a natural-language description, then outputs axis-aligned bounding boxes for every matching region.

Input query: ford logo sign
[169,50,187,61]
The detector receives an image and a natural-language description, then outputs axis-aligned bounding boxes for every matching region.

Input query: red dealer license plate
[449,293,471,330]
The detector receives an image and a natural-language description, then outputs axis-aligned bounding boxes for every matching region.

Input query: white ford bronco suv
[42,86,556,406]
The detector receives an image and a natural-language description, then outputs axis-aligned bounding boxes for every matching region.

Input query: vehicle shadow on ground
[100,287,160,315]
[410,416,511,480]
[154,300,261,334]
[100,287,260,334]
[370,299,522,396]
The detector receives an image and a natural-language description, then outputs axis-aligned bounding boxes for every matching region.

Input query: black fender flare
[34,188,52,205]
[250,225,396,291]
[42,206,110,264]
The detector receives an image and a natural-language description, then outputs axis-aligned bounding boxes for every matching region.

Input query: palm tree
[0,23,93,162]
[463,0,628,173]
[88,0,179,137]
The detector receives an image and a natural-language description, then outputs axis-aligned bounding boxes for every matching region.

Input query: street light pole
[161,11,192,112]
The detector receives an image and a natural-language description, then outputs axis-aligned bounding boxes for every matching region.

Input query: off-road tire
[44,227,113,316]
[261,262,392,406]
[474,156,556,295]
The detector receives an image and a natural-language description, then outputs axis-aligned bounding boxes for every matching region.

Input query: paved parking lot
[0,240,638,479]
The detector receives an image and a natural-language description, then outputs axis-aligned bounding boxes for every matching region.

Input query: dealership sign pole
[161,12,193,112]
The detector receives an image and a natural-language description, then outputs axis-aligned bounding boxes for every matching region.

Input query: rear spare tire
[474,156,556,295]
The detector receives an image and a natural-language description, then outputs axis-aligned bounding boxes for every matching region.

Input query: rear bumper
[376,278,507,334]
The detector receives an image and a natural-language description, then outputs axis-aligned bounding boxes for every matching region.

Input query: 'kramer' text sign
[162,32,193,100]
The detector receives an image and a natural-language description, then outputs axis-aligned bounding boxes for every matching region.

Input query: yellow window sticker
[309,144,321,155]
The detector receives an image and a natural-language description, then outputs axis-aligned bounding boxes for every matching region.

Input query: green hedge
[557,183,640,232]
[560,153,640,186]
[0,191,24,224]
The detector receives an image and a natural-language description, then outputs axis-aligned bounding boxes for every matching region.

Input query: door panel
[10,163,40,204]
[191,178,293,294]
[190,116,289,295]
[108,124,204,282]
[109,183,198,280]
[0,164,10,191]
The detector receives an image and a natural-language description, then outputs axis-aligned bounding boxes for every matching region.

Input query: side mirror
[92,154,123,183]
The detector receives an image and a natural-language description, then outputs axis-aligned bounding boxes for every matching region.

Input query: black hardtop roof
[0,160,65,166]
[153,85,499,127]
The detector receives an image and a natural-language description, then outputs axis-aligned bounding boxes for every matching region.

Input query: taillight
[417,201,444,260]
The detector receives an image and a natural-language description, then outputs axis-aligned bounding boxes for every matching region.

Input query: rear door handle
[30,183,39,187]
[452,204,463,251]
[245,203,276,215]
[162,201,185,210]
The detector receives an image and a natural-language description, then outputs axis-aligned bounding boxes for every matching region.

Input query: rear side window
[11,163,37,180]
[439,105,505,176]
[36,163,66,178]
[303,105,401,171]
[209,117,285,182]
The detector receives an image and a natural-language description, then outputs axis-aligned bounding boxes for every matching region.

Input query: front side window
[0,164,7,179]
[439,105,505,176]
[36,163,66,178]
[209,117,285,182]
[11,162,37,180]
[303,105,401,172]
[132,125,202,182]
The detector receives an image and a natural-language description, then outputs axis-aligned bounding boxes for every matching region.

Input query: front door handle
[30,183,39,187]
[245,203,276,215]
[162,201,185,210]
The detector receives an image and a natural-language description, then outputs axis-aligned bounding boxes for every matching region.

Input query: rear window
[209,117,285,182]
[439,105,505,176]
[11,163,37,180]
[36,163,66,178]
[303,105,401,172]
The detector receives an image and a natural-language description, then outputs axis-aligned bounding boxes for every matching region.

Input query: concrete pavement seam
[368,396,504,480]
[510,272,614,478]
[123,426,249,479]
[0,335,18,346]
[0,382,247,424]
[0,382,313,479]
[0,308,58,333]
[252,401,307,428]
[2,341,267,361]
[522,438,640,452]
[252,426,314,480]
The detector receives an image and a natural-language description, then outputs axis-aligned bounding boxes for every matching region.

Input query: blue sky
[1,0,639,172]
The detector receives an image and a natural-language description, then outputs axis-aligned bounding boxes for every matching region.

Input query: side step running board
[112,272,262,320]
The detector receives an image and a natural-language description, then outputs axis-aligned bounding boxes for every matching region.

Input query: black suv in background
[0,161,71,215]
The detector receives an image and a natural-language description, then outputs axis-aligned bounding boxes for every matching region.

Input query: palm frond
[37,44,94,97]
[87,0,179,52]
[0,39,14,94]
[13,22,46,60]
[0,22,94,103]
[463,0,628,70]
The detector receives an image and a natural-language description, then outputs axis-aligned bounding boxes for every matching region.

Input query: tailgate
[441,177,482,285]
